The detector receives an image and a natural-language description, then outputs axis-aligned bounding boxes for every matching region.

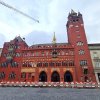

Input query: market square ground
[0,87,100,100]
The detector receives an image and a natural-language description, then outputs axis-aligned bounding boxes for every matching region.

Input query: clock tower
[67,10,96,82]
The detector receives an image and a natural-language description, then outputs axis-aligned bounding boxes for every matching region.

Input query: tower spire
[71,9,76,14]
[70,9,77,16]
[52,32,56,44]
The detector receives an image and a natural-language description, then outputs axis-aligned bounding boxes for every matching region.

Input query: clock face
[52,49,58,58]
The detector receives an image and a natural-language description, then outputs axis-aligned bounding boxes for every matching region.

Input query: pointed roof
[78,11,82,16]
[71,9,76,14]
[52,32,56,44]
[70,9,77,16]
[15,36,23,42]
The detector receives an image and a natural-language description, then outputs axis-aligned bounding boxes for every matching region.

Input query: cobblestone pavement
[0,87,100,100]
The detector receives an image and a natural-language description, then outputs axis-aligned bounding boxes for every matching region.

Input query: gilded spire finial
[52,32,56,44]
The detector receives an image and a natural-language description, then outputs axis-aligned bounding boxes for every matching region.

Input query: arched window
[9,72,16,79]
[37,62,42,67]
[0,72,5,79]
[21,72,26,78]
[49,62,55,67]
[43,62,48,67]
[56,62,61,66]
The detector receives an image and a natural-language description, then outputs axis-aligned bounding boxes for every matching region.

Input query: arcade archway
[39,71,47,82]
[84,76,88,82]
[64,71,73,82]
[51,71,60,82]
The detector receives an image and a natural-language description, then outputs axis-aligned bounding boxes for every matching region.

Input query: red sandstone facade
[0,10,96,83]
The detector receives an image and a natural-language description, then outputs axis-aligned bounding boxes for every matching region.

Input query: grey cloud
[24,31,68,46]
[24,31,53,46]
[0,0,100,47]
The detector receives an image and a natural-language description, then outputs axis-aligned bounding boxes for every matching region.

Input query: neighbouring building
[0,10,96,83]
[89,44,100,83]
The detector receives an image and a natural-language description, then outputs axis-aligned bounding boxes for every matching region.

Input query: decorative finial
[71,9,75,14]
[78,11,82,16]
[52,32,56,44]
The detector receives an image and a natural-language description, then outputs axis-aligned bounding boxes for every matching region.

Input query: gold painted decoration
[21,68,35,72]
[63,68,73,73]
[51,68,60,73]
[39,68,47,72]
[52,58,59,61]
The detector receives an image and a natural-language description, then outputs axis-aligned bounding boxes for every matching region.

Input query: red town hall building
[0,10,96,83]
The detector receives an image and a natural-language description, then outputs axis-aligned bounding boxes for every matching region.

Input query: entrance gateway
[51,71,60,82]
[39,71,47,82]
[39,71,73,82]
[64,71,73,82]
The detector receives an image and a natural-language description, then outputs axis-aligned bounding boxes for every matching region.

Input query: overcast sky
[0,0,100,47]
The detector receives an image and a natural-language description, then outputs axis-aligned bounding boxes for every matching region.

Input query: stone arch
[51,71,60,82]
[64,71,73,82]
[39,71,47,82]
